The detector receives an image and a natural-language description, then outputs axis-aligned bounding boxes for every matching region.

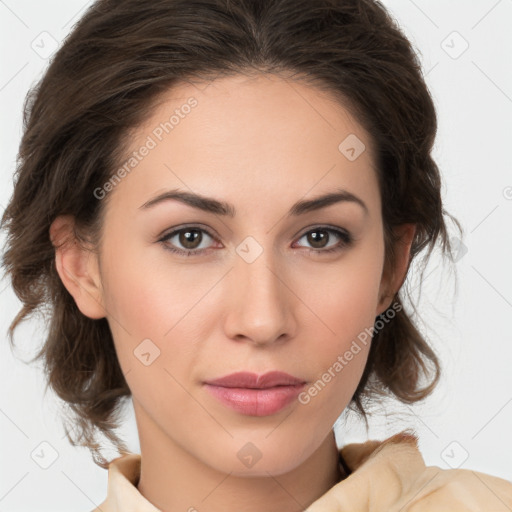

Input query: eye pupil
[180,229,202,249]
[308,230,328,248]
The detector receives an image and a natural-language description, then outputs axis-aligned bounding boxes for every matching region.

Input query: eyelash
[158,224,354,257]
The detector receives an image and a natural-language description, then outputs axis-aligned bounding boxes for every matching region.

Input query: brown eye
[306,230,329,249]
[295,227,353,254]
[159,226,218,255]
[179,229,203,249]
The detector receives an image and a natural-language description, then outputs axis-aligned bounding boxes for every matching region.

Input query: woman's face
[73,73,398,475]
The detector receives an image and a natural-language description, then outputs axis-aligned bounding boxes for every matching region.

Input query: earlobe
[49,215,106,319]
[376,223,416,315]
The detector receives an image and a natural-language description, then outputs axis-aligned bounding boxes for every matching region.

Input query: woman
[2,0,511,510]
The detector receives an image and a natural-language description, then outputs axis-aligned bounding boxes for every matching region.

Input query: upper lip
[204,371,306,389]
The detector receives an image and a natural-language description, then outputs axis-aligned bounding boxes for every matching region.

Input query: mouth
[203,371,307,416]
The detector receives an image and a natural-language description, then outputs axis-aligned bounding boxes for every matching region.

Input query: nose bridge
[224,236,294,345]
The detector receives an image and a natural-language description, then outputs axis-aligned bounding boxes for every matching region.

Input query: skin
[50,73,414,512]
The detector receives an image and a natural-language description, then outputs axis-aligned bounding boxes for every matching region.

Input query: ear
[49,215,106,319]
[376,223,416,316]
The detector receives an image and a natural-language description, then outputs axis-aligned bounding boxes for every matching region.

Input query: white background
[1,1,511,510]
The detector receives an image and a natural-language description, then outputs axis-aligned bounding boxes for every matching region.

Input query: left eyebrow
[139,188,368,217]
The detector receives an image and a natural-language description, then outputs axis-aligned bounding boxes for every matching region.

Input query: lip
[203,371,307,417]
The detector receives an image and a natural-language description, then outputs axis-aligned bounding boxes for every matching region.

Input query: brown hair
[1,0,460,468]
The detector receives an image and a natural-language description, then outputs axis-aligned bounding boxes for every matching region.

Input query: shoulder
[402,464,512,510]
[309,430,512,511]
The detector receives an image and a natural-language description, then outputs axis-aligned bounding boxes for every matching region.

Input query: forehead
[106,73,380,216]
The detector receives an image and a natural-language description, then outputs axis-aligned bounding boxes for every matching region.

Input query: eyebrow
[139,188,368,217]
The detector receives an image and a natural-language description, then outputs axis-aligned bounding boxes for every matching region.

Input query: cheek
[98,254,208,419]
[98,238,225,386]
[99,235,214,337]
[294,280,375,428]
[296,236,384,344]
[292,237,384,411]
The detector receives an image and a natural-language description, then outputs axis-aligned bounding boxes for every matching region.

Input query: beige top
[91,431,512,511]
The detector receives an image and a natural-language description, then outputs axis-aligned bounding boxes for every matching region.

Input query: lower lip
[204,383,306,416]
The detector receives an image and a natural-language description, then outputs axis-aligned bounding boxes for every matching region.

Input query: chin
[198,433,318,477]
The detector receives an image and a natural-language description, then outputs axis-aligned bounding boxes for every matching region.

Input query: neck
[133,401,345,512]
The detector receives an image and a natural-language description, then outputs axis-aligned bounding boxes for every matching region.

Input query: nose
[223,245,297,347]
